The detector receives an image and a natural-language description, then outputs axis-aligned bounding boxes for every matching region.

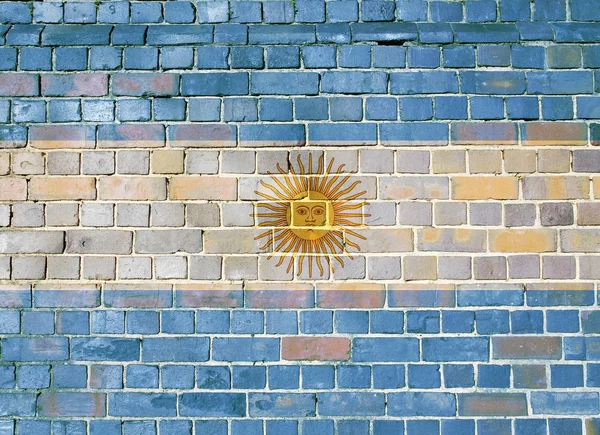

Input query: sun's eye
[313,207,325,216]
[296,207,308,215]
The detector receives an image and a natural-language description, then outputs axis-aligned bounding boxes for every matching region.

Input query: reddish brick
[282,337,350,361]
[493,336,562,359]
[458,393,527,416]
[317,284,385,308]
[175,284,244,308]
[168,125,237,148]
[245,284,314,308]
[30,125,96,149]
[112,73,179,96]
[521,122,588,146]
[0,178,27,200]
[41,74,108,97]
[38,392,106,417]
[98,124,165,148]
[452,122,518,145]
[388,285,455,307]
[0,74,39,96]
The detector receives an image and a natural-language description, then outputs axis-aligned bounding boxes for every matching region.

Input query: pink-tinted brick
[112,73,179,96]
[175,284,244,308]
[98,124,165,148]
[317,284,385,308]
[38,392,106,417]
[459,393,527,416]
[493,336,562,359]
[245,284,314,308]
[0,74,39,96]
[282,337,351,361]
[30,125,96,149]
[41,74,108,97]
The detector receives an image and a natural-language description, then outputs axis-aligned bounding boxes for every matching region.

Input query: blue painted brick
[407,310,440,333]
[253,72,319,95]
[48,100,81,123]
[162,47,194,69]
[475,309,510,334]
[458,289,524,306]
[587,364,600,387]
[339,45,371,68]
[92,310,125,334]
[183,72,250,96]
[123,421,156,435]
[442,310,475,333]
[265,311,297,334]
[90,364,123,388]
[445,365,475,388]
[18,422,50,435]
[577,96,600,119]
[303,365,334,389]
[127,365,159,388]
[443,45,475,68]
[131,2,163,23]
[548,45,581,69]
[354,338,419,362]
[408,364,441,388]
[316,23,351,43]
[435,96,468,120]
[143,337,209,362]
[83,100,114,122]
[462,71,526,94]
[189,98,221,122]
[33,2,63,23]
[529,290,594,306]
[336,310,369,333]
[64,2,96,23]
[98,2,129,24]
[388,392,456,417]
[528,71,594,95]
[582,310,600,333]
[380,121,448,145]
[533,0,566,20]
[164,1,195,23]
[230,2,263,23]
[231,46,264,69]
[407,421,440,435]
[301,310,333,333]
[72,337,138,362]
[233,366,266,389]
[338,365,370,388]
[113,25,148,45]
[197,2,229,23]
[17,365,50,389]
[408,46,440,68]
[362,1,395,21]
[511,310,544,334]
[370,310,403,333]
[117,99,151,122]
[564,337,586,360]
[196,366,230,390]
[224,98,258,122]
[391,71,458,94]
[327,1,359,22]
[296,0,326,22]
[322,71,386,94]
[397,0,428,21]
[154,99,186,121]
[372,46,405,68]
[466,0,496,22]
[124,48,158,70]
[583,45,600,68]
[0,101,8,123]
[514,419,546,435]
[330,97,363,121]
[302,46,336,68]
[373,364,405,389]
[506,97,540,119]
[0,311,19,334]
[309,122,376,145]
[338,420,369,435]
[197,310,230,333]
[22,311,54,334]
[0,366,15,389]
[430,1,463,21]
[400,97,433,121]
[162,365,195,389]
[423,337,488,362]
[231,311,264,334]
[531,392,598,415]
[373,421,405,435]
[478,45,510,66]
[442,420,475,435]
[263,2,294,23]
[20,47,52,71]
[269,365,299,389]
[295,97,328,120]
[215,24,248,44]
[90,47,122,70]
[160,421,193,435]
[542,97,574,120]
[53,364,87,388]
[551,364,583,388]
[365,96,397,120]
[549,419,582,435]
[52,421,86,435]
[512,46,545,69]
[6,25,43,45]
[267,46,301,68]
[266,421,297,435]
[0,48,16,70]
[161,311,194,334]
[319,392,384,416]
[213,338,279,362]
[110,392,177,417]
[470,96,504,120]
[500,0,529,20]
[231,420,264,435]
[260,98,293,122]
[478,364,510,388]
[478,420,511,435]
[547,310,579,332]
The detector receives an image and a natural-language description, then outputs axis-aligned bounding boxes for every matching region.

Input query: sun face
[253,153,370,278]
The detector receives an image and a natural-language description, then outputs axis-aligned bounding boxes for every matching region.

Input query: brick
[0,231,64,254]
[523,176,589,200]
[380,176,448,200]
[118,257,151,280]
[452,177,518,200]
[82,151,115,175]
[245,286,314,308]
[461,71,525,94]
[30,125,95,149]
[152,203,184,227]
[353,338,419,362]
[505,149,536,173]
[423,337,489,362]
[112,73,179,97]
[48,152,80,175]
[432,150,465,173]
[168,124,236,148]
[47,256,80,279]
[578,203,600,226]
[321,71,387,94]
[38,393,106,418]
[418,228,486,252]
[452,122,518,145]
[458,394,527,416]
[521,122,588,146]
[179,393,245,418]
[135,229,201,254]
[532,392,599,415]
[282,337,350,361]
[3,337,68,361]
[469,150,502,174]
[47,203,79,227]
[0,179,26,201]
[99,177,167,201]
[474,256,507,280]
[561,229,600,253]
[493,336,561,359]
[488,229,556,253]
[0,74,39,97]
[41,74,107,97]
[66,230,132,255]
[388,392,455,417]
[29,177,96,201]
[104,288,172,308]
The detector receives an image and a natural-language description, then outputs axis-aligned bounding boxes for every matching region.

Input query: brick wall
[1,0,600,432]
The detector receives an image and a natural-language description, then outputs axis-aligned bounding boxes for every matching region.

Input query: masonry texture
[1,0,600,432]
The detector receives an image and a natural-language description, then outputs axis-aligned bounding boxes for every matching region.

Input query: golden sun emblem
[253,153,370,278]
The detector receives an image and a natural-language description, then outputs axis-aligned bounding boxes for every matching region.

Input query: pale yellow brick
[29,177,96,200]
[537,149,570,173]
[452,176,519,200]
[0,178,27,200]
[403,256,437,281]
[152,149,184,174]
[489,229,557,253]
[504,149,536,173]
[0,152,9,175]
[99,177,167,201]
[432,150,466,174]
[469,150,502,174]
[12,152,45,175]
[170,176,237,200]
